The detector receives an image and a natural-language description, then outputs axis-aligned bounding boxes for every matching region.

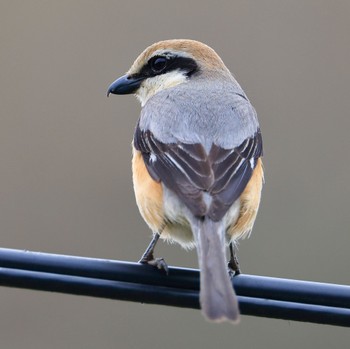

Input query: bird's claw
[228,267,240,279]
[227,260,241,278]
[139,257,169,275]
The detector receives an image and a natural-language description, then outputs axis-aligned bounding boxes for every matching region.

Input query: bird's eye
[150,57,168,73]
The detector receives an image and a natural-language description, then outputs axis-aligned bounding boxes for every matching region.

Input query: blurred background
[1,1,349,348]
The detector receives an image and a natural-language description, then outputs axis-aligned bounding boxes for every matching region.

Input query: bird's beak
[107,74,144,96]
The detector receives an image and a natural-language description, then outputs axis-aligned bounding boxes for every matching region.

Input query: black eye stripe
[134,55,199,79]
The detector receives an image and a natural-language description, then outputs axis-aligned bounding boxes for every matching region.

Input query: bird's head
[107,39,231,106]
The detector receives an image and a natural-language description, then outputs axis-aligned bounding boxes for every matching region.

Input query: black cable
[0,248,349,327]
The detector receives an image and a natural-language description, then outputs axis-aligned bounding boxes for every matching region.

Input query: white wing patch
[150,153,157,163]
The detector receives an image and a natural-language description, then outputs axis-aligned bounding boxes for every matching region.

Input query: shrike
[108,39,263,323]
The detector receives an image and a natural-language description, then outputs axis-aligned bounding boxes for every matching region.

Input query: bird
[107,39,263,323]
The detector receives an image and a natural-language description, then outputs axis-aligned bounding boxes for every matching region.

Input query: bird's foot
[228,242,241,278]
[139,255,169,275]
[138,232,168,274]
[227,258,241,278]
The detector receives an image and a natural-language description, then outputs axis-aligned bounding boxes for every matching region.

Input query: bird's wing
[134,122,262,221]
[207,130,262,220]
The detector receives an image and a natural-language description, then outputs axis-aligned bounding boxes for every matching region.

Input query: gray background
[1,1,349,348]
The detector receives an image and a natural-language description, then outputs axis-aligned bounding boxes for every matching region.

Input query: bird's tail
[191,217,240,323]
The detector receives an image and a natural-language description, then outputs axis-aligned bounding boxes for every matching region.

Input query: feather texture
[134,124,262,221]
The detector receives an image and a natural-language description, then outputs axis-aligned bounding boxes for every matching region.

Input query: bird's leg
[228,242,241,277]
[139,232,168,274]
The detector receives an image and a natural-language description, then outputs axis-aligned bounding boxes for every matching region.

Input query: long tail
[191,217,240,323]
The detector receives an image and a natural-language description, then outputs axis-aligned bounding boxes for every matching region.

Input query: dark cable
[0,248,349,327]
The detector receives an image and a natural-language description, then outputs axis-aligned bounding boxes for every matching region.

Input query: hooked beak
[107,74,144,96]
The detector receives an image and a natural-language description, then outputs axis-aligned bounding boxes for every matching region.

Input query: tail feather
[191,217,240,323]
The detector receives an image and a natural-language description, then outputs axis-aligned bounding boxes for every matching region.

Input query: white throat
[135,70,188,106]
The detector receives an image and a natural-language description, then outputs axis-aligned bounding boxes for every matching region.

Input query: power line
[0,247,349,327]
